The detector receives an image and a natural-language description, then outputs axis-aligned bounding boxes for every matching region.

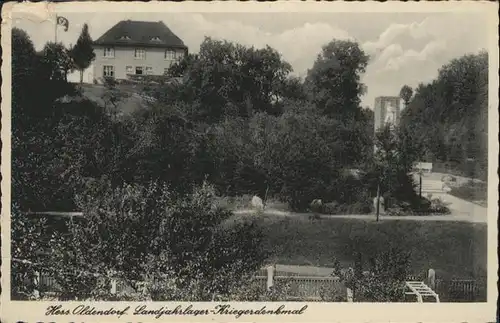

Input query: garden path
[234,209,488,223]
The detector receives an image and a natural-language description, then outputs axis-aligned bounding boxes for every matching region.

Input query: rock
[310,199,323,213]
[251,195,264,210]
[311,199,322,206]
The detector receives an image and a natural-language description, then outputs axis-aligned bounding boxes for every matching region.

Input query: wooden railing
[13,258,482,302]
[278,276,342,301]
[435,279,480,302]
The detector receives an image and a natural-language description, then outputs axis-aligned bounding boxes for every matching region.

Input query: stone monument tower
[374,96,401,134]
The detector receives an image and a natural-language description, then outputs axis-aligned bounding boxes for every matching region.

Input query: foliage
[11,28,38,84]
[205,106,369,210]
[399,85,413,108]
[429,197,451,214]
[48,181,268,300]
[70,23,96,83]
[400,51,488,180]
[39,42,75,81]
[50,99,137,207]
[164,37,298,122]
[129,103,206,195]
[101,77,132,119]
[322,201,372,215]
[364,124,421,209]
[339,248,410,302]
[11,28,79,211]
[11,203,48,300]
[305,39,369,121]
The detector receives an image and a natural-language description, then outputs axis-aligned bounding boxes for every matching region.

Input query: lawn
[253,215,487,282]
[77,83,149,116]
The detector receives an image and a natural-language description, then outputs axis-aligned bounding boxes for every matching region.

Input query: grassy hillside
[77,83,150,115]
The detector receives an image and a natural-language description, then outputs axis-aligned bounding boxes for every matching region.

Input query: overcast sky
[13,11,490,107]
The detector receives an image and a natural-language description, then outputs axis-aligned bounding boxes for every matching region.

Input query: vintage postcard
[1,1,498,322]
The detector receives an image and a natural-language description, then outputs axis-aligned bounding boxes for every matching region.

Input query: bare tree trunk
[419,172,422,198]
[263,184,269,209]
[376,182,380,222]
[80,70,84,84]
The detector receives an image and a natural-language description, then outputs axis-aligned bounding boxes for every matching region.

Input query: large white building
[92,20,188,83]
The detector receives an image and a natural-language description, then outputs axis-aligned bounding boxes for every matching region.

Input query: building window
[126,66,133,75]
[135,66,143,75]
[164,49,175,60]
[120,35,130,40]
[103,47,115,58]
[151,36,161,41]
[134,48,146,59]
[146,67,153,75]
[103,65,114,77]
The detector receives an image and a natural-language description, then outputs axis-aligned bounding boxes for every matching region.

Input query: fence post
[110,279,117,295]
[33,270,41,299]
[427,268,436,290]
[346,288,353,302]
[266,265,274,291]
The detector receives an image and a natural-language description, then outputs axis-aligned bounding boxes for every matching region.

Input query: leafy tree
[70,23,96,84]
[128,102,204,195]
[400,51,488,180]
[11,29,78,211]
[305,39,369,120]
[11,28,37,85]
[39,42,75,82]
[365,124,420,212]
[399,85,413,108]
[164,37,296,122]
[49,98,138,209]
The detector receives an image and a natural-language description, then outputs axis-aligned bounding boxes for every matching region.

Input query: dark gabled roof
[93,20,187,49]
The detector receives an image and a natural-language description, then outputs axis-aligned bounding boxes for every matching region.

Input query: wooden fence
[254,275,344,301]
[435,279,481,302]
[14,259,483,302]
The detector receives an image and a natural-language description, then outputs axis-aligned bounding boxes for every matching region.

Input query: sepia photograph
[1,1,498,322]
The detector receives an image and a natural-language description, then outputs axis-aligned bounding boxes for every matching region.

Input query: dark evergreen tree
[70,23,96,84]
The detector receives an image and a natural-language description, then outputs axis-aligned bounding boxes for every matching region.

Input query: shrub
[321,200,372,215]
[319,282,347,302]
[346,201,372,214]
[227,276,267,301]
[265,277,295,301]
[429,198,451,214]
[342,248,411,302]
[387,207,406,217]
[322,202,340,214]
[11,203,47,300]
[48,180,268,301]
[410,196,432,214]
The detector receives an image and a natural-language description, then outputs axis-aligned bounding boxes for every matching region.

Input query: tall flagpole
[55,15,58,43]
